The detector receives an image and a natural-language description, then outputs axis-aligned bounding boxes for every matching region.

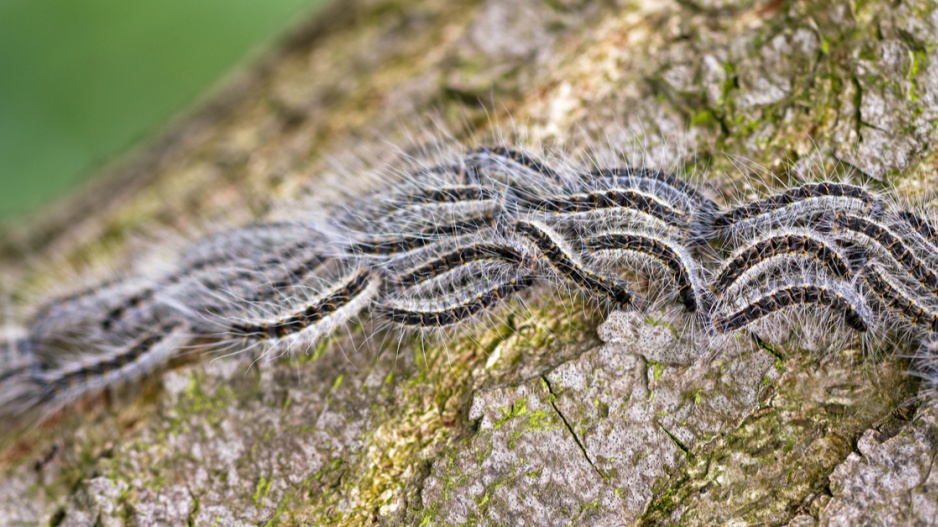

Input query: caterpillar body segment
[522,188,689,233]
[373,231,540,329]
[224,267,381,356]
[462,146,570,210]
[1,322,191,436]
[339,172,507,258]
[465,146,563,185]
[897,211,938,249]
[357,190,505,233]
[390,185,501,206]
[374,201,505,240]
[242,253,332,304]
[27,278,163,358]
[389,241,536,289]
[408,163,483,186]
[159,252,332,328]
[177,221,331,273]
[348,212,499,256]
[892,210,938,267]
[31,321,189,402]
[102,236,332,335]
[545,204,690,244]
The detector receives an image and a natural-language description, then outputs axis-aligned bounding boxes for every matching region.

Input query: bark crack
[541,375,603,480]
[656,420,693,459]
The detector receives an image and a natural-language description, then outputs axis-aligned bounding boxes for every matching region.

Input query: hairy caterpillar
[525,188,688,231]
[32,321,187,403]
[827,214,938,296]
[511,218,637,307]
[583,167,719,217]
[227,267,378,342]
[4,141,938,439]
[897,211,938,251]
[349,213,499,256]
[860,263,938,333]
[389,240,534,290]
[711,182,883,242]
[2,320,190,434]
[713,278,871,334]
[376,270,536,327]
[583,231,703,312]
[711,229,851,299]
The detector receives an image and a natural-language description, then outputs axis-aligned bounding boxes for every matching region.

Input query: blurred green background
[0,0,327,224]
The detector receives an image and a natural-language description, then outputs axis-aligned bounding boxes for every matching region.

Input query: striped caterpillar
[3,142,938,438]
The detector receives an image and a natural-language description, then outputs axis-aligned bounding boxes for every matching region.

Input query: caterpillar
[711,229,851,299]
[711,183,883,241]
[828,214,938,296]
[524,188,688,231]
[2,321,190,435]
[583,167,719,217]
[466,146,562,185]
[223,266,381,354]
[4,141,938,440]
[32,321,188,402]
[511,218,637,307]
[389,185,502,206]
[376,270,536,327]
[897,211,938,250]
[892,209,938,267]
[390,241,534,289]
[713,279,871,334]
[583,231,703,312]
[349,212,498,256]
[860,263,938,333]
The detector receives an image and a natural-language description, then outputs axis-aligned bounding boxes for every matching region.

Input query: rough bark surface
[2,0,938,525]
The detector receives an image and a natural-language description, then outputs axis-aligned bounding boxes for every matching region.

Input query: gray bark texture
[2,0,938,525]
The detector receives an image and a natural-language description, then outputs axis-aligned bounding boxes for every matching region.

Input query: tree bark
[2,0,937,525]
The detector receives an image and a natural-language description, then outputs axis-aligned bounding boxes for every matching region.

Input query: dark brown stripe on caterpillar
[397,185,500,205]
[712,183,882,234]
[392,242,533,288]
[898,211,938,252]
[351,213,497,255]
[36,321,184,396]
[466,146,562,184]
[586,168,719,215]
